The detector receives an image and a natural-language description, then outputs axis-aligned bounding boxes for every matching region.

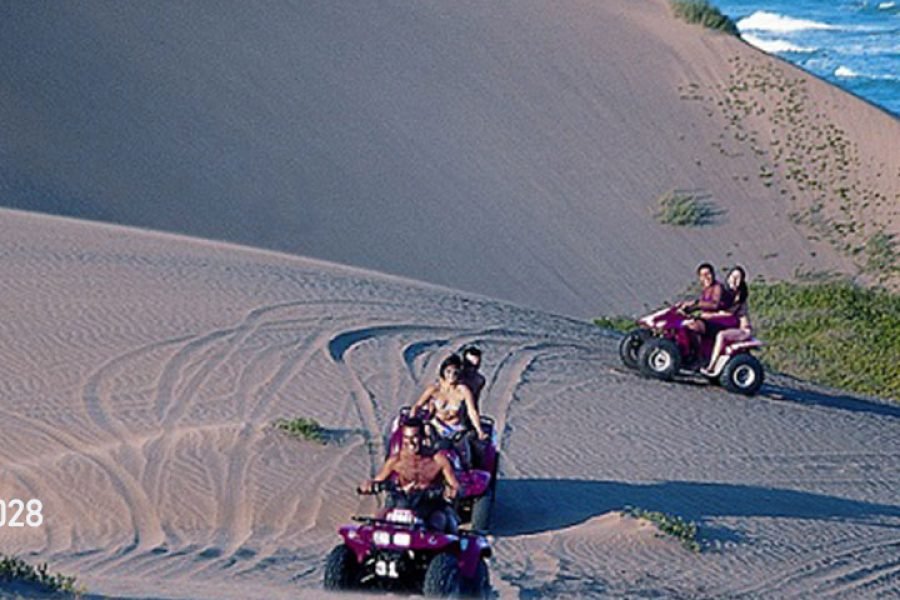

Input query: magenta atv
[386,407,499,531]
[618,305,765,396]
[323,481,491,598]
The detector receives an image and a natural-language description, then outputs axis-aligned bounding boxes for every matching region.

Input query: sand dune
[2,1,899,597]
[2,0,897,317]
[1,209,898,599]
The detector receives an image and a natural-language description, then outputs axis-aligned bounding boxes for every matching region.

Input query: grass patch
[0,555,82,596]
[654,190,721,227]
[593,316,635,334]
[273,417,326,444]
[863,230,898,281]
[751,280,900,400]
[624,506,701,552]
[671,0,739,35]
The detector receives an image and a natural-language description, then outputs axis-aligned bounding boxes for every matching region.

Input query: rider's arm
[362,456,397,492]
[462,386,487,439]
[436,453,460,499]
[411,384,437,415]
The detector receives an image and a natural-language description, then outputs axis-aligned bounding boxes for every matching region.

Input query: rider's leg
[703,331,726,373]
[427,509,448,532]
[454,435,472,470]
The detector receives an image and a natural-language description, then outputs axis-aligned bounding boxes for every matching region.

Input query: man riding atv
[361,417,460,533]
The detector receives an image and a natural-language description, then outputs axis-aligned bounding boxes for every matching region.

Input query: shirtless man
[360,418,460,531]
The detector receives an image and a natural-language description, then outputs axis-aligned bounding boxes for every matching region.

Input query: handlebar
[357,480,395,495]
[358,480,448,501]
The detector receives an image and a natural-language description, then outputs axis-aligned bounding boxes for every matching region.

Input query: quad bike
[386,407,499,530]
[323,481,491,598]
[618,305,765,396]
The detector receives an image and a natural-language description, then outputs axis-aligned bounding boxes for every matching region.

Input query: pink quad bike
[618,305,765,396]
[386,406,499,531]
[323,481,491,598]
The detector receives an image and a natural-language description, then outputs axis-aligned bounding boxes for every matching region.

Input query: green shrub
[654,190,721,227]
[593,316,636,334]
[863,230,898,280]
[0,555,82,596]
[274,417,326,444]
[671,0,740,35]
[624,506,701,552]
[750,280,900,400]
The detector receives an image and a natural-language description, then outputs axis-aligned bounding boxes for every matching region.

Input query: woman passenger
[700,266,753,375]
[411,354,488,466]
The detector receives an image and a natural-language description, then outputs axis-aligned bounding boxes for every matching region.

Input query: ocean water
[713,0,900,116]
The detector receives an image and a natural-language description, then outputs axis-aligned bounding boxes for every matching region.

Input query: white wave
[834,65,899,80]
[737,11,836,33]
[835,66,860,78]
[742,34,816,54]
[877,2,896,9]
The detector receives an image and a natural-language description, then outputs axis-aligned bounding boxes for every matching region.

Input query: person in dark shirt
[459,346,488,467]
[459,346,485,409]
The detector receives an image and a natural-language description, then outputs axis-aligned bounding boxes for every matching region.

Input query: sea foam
[835,66,860,78]
[737,11,836,33]
[742,34,816,54]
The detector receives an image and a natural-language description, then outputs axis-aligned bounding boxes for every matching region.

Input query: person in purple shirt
[679,263,726,330]
[676,262,726,360]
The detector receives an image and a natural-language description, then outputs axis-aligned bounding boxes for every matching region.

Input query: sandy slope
[2,0,897,318]
[1,210,898,599]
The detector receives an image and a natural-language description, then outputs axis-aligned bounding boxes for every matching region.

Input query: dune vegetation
[654,190,722,227]
[273,417,327,444]
[750,279,900,400]
[624,507,701,553]
[0,555,82,597]
[671,0,739,35]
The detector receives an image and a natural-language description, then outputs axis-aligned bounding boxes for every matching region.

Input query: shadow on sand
[494,478,900,538]
[759,382,900,419]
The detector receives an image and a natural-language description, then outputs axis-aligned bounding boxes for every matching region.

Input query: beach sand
[0,209,898,599]
[1,0,899,598]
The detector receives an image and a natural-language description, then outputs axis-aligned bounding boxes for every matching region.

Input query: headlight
[373,531,391,546]
[393,532,411,547]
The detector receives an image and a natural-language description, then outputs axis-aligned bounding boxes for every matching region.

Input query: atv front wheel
[323,544,359,591]
[721,354,764,396]
[619,329,648,369]
[423,553,461,597]
[638,338,680,381]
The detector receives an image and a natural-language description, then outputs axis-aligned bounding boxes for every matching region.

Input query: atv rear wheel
[423,553,461,597]
[323,544,359,591]
[619,329,647,369]
[470,488,494,531]
[721,354,764,396]
[462,558,490,598]
[638,338,681,381]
